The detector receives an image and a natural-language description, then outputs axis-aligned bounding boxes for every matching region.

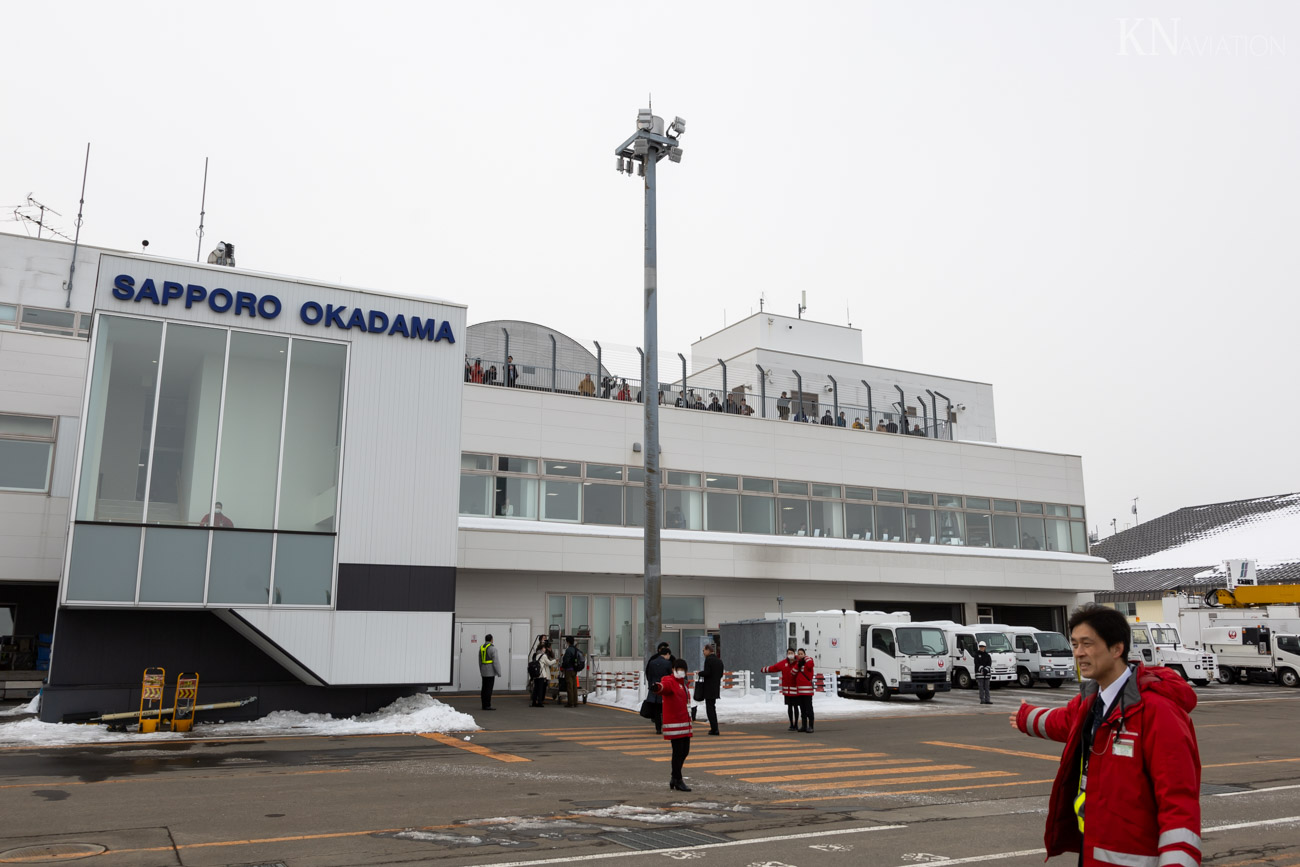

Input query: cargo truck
[1204,626,1300,687]
[1128,622,1216,685]
[763,609,951,701]
[911,621,1016,689]
[1000,625,1073,688]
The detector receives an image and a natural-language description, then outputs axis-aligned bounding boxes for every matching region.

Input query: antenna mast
[64,143,90,309]
[195,157,209,262]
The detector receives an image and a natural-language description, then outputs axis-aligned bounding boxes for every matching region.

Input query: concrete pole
[642,145,662,661]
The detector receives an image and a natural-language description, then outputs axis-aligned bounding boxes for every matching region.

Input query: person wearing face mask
[762,649,801,731]
[651,658,694,791]
[199,501,234,528]
[793,649,816,733]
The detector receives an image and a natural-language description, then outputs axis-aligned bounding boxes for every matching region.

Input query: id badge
[1112,734,1137,758]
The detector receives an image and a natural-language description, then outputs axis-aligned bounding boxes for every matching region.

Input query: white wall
[692,313,864,368]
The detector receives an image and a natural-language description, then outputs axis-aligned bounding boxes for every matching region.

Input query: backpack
[572,649,586,672]
[527,658,541,679]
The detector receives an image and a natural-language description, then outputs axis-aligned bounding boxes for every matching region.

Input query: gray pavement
[0,681,1297,866]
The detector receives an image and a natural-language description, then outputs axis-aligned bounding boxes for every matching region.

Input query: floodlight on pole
[614,106,685,661]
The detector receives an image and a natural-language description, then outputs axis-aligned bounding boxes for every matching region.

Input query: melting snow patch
[671,801,751,812]
[463,816,589,833]
[0,695,40,716]
[0,694,476,747]
[394,831,484,845]
[569,805,716,824]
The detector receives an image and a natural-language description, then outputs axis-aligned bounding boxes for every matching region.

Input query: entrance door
[458,622,512,691]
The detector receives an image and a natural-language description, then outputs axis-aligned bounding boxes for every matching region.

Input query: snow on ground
[588,688,915,721]
[0,694,476,747]
[0,694,39,716]
[567,805,718,824]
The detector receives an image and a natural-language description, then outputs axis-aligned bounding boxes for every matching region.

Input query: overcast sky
[5,1,1297,536]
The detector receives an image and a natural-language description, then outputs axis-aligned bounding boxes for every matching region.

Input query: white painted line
[1213,784,1300,797]
[1207,815,1300,832]
[887,850,1045,865]
[472,823,907,866]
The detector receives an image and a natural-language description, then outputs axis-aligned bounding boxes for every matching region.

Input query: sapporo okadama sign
[111,274,456,343]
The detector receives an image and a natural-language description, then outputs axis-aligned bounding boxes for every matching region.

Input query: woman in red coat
[652,657,694,791]
[762,650,800,731]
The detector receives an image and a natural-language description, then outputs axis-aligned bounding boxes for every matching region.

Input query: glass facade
[67,315,347,606]
[459,452,1090,554]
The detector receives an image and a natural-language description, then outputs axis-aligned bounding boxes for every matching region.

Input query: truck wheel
[869,675,891,701]
[1216,667,1236,685]
[1046,679,1064,689]
[1280,669,1299,688]
[1169,665,1188,680]
[1017,668,1034,689]
[954,669,972,690]
[1192,680,1209,687]
[916,691,936,701]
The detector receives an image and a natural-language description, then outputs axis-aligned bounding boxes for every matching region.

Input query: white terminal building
[0,232,1112,721]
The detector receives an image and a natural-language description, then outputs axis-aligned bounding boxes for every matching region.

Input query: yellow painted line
[602,736,779,748]
[707,758,930,776]
[647,747,862,763]
[923,740,1060,761]
[767,777,1054,803]
[687,751,884,769]
[0,769,348,791]
[744,763,970,784]
[613,738,785,753]
[782,770,1016,792]
[1204,758,1300,769]
[416,732,530,763]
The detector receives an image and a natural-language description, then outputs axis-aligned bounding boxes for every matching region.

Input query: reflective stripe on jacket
[761,658,798,695]
[792,657,816,695]
[657,676,693,740]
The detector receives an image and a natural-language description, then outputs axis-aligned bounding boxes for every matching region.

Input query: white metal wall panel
[0,233,101,311]
[50,416,80,497]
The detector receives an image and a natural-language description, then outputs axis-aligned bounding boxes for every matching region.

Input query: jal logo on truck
[1228,630,1238,639]
[830,638,839,648]
[937,660,944,668]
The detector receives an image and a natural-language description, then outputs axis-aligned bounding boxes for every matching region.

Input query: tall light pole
[615,108,685,661]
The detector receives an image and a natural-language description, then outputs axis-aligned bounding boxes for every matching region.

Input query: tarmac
[0,680,1297,866]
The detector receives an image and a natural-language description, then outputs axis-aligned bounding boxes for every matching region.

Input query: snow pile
[0,694,475,747]
[588,688,904,722]
[568,805,717,824]
[0,694,40,716]
[1117,502,1300,572]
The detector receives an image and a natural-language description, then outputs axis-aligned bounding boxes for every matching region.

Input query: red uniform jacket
[792,656,816,696]
[1016,664,1201,866]
[655,675,692,741]
[761,658,798,695]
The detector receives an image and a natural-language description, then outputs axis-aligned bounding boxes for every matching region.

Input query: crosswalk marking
[708,758,931,776]
[687,752,889,769]
[784,770,1016,792]
[646,747,861,763]
[739,763,971,784]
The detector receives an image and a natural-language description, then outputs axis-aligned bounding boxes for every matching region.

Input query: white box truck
[1000,625,1074,688]
[1203,626,1300,687]
[1128,622,1216,686]
[765,610,952,701]
[912,621,1016,689]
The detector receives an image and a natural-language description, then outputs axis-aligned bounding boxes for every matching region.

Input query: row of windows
[545,594,706,658]
[0,413,57,493]
[0,303,92,339]
[460,455,1089,553]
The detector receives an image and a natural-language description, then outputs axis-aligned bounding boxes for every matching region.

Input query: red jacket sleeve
[762,660,789,674]
[1017,695,1080,744]
[1145,697,1202,865]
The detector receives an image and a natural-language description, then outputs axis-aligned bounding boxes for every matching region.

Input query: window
[587,464,623,481]
[1070,522,1087,553]
[666,471,700,487]
[1019,516,1046,550]
[1277,635,1299,655]
[1044,519,1072,552]
[906,508,934,544]
[277,340,347,532]
[0,414,56,493]
[966,512,992,547]
[582,483,622,525]
[741,495,775,534]
[459,473,492,516]
[777,498,809,535]
[992,514,1020,548]
[907,492,934,506]
[544,460,580,477]
[461,453,491,471]
[1020,502,1044,515]
[627,467,645,483]
[497,456,537,474]
[215,332,288,530]
[495,476,537,518]
[812,483,840,499]
[937,495,961,508]
[663,596,705,624]
[936,510,965,545]
[0,304,91,338]
[1045,504,1068,517]
[624,486,644,527]
[743,477,774,493]
[705,474,738,490]
[845,503,873,540]
[778,480,807,496]
[1016,635,1037,652]
[1069,505,1085,519]
[993,499,1017,512]
[1117,603,1137,617]
[872,629,895,656]
[663,489,701,529]
[845,486,873,501]
[704,491,739,532]
[809,500,843,538]
[875,505,904,542]
[877,489,904,503]
[540,479,580,522]
[965,497,990,510]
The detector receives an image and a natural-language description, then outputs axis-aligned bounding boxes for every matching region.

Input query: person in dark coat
[975,641,993,705]
[644,643,674,734]
[698,643,724,736]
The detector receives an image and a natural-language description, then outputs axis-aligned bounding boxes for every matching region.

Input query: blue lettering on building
[111,274,454,344]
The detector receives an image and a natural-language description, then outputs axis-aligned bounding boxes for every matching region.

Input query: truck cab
[914,621,1016,690]
[1003,625,1073,688]
[860,621,952,701]
[1129,622,1215,686]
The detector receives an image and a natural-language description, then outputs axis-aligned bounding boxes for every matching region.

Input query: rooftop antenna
[64,143,90,309]
[797,289,807,319]
[195,157,209,262]
[759,292,765,312]
[25,194,61,239]
[847,303,851,328]
[1131,496,1139,526]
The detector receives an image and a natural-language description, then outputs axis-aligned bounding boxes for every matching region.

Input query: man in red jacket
[1010,603,1201,867]
[793,649,816,733]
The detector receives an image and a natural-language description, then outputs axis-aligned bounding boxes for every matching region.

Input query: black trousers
[481,676,495,709]
[531,676,547,705]
[670,737,691,778]
[799,695,814,726]
[704,698,718,732]
[651,703,663,732]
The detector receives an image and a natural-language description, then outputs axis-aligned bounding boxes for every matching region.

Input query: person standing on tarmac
[478,634,501,711]
[975,640,993,705]
[645,643,674,734]
[1010,603,1201,867]
[698,643,723,736]
[793,648,816,733]
[762,649,801,731]
[652,657,694,791]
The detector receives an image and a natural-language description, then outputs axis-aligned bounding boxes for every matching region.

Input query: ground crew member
[975,640,993,705]
[1010,603,1201,867]
[762,649,800,731]
[478,634,501,711]
[652,657,694,791]
[793,648,816,733]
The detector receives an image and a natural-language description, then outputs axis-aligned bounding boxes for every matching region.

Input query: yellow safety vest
[480,643,493,664]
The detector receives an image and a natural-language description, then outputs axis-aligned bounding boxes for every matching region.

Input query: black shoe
[483,707,495,711]
[788,725,798,731]
[670,778,692,792]
[806,726,814,733]
[655,728,662,735]
[798,726,807,733]
[708,730,719,736]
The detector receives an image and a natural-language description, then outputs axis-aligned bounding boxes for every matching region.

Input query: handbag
[639,699,657,720]
[692,683,704,702]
